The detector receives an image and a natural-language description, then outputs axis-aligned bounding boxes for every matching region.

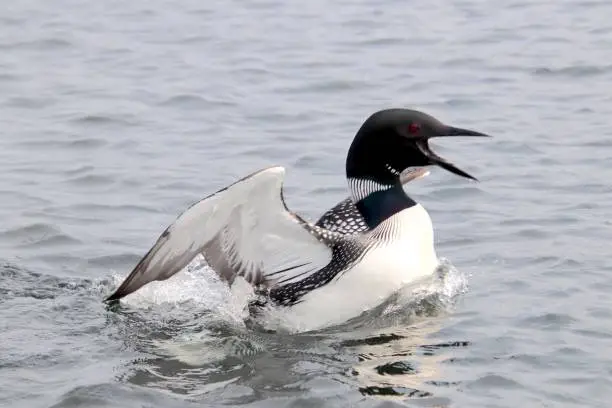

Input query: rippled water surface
[2,0,612,407]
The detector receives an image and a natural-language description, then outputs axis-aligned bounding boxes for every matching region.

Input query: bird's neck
[345,127,417,228]
[348,178,416,229]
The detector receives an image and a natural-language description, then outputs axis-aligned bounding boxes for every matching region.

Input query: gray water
[1,0,611,406]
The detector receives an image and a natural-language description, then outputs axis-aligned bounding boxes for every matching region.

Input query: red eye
[408,123,421,134]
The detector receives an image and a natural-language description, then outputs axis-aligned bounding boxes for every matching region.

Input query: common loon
[106,108,489,329]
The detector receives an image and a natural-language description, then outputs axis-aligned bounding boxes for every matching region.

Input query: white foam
[110,255,254,325]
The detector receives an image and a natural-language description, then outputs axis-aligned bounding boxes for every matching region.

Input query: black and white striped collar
[347,171,417,229]
[347,177,395,203]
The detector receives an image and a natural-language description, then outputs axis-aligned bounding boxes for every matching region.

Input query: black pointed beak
[442,125,491,138]
[416,125,491,181]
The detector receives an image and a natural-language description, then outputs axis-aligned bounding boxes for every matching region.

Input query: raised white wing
[106,166,338,301]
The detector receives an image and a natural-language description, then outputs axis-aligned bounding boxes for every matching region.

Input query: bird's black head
[346,108,490,185]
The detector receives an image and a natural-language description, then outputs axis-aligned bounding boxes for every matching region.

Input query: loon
[106,108,489,329]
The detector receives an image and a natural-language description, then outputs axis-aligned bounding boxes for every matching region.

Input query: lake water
[2,0,612,406]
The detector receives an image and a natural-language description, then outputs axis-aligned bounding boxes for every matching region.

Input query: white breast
[268,204,440,332]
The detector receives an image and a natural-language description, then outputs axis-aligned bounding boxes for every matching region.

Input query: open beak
[416,125,491,181]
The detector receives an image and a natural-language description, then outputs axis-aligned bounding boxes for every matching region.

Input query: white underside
[269,204,439,332]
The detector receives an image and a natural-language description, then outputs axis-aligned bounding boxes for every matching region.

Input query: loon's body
[288,203,438,329]
[106,108,489,330]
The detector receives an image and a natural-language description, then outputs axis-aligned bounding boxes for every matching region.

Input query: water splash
[104,257,470,401]
[109,255,255,326]
[108,256,468,336]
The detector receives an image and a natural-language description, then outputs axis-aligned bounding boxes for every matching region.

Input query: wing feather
[106,166,338,301]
